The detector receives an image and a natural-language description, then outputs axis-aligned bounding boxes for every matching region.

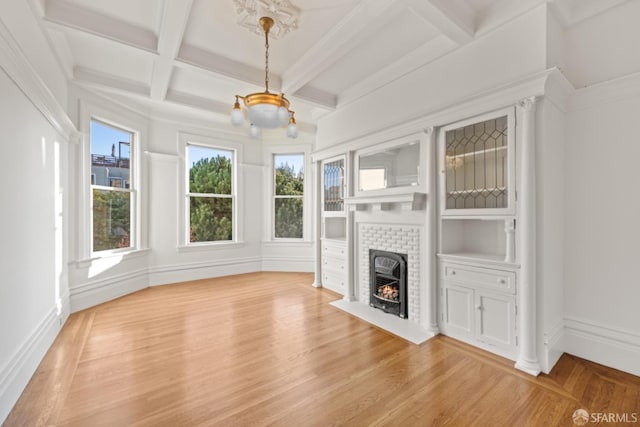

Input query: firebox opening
[369,249,408,318]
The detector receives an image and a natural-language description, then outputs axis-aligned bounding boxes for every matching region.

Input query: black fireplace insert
[369,249,408,318]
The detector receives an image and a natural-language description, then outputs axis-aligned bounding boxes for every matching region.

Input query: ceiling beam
[176,44,280,91]
[150,0,193,101]
[292,86,337,110]
[43,0,157,53]
[73,66,150,97]
[281,0,404,97]
[406,0,475,45]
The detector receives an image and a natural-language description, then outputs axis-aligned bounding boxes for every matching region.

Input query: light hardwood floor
[5,272,640,426]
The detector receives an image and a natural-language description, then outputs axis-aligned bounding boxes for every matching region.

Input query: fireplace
[369,249,408,318]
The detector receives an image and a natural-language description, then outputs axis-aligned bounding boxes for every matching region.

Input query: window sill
[177,241,246,253]
[74,248,151,268]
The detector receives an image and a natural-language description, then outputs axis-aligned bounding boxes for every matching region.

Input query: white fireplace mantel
[344,192,426,211]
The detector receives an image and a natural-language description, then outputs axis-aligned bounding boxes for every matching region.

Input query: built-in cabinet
[437,108,520,360]
[320,156,348,295]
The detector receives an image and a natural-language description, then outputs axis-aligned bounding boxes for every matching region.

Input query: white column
[424,127,439,334]
[515,96,541,376]
[344,152,356,301]
[504,218,515,263]
[312,160,322,287]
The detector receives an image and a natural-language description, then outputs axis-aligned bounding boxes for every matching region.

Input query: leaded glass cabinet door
[322,156,346,214]
[440,109,515,216]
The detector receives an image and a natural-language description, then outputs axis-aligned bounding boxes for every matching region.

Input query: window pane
[189,197,233,242]
[90,120,132,188]
[92,189,131,251]
[275,154,304,196]
[188,146,232,195]
[274,198,303,238]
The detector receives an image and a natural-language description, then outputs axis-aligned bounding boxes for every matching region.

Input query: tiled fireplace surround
[331,213,435,344]
[358,223,421,322]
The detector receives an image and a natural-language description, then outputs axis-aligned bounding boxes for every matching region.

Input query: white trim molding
[564,316,640,377]
[148,257,262,287]
[541,319,565,374]
[261,256,314,272]
[0,307,61,423]
[0,18,77,141]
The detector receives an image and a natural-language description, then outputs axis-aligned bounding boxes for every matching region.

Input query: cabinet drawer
[442,263,515,294]
[322,270,346,293]
[322,241,346,258]
[322,256,346,274]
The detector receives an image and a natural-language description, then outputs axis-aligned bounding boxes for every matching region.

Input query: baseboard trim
[69,268,149,312]
[541,319,564,374]
[564,316,640,376]
[148,257,262,286]
[0,307,60,424]
[261,256,314,272]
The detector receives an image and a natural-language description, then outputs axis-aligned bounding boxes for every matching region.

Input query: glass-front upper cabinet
[322,156,346,214]
[440,109,515,216]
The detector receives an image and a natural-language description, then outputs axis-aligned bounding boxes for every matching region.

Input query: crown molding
[0,17,78,141]
[568,71,640,112]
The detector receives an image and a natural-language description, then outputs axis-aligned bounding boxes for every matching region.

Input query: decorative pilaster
[515,96,541,376]
[424,127,439,334]
[504,218,515,263]
[312,160,322,288]
[344,151,356,301]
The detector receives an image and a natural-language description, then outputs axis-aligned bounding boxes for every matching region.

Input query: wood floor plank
[5,272,639,426]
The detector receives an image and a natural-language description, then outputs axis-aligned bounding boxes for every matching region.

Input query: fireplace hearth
[369,249,408,318]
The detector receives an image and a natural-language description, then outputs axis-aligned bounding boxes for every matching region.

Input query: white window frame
[89,119,136,254]
[77,100,149,263]
[178,133,244,249]
[264,144,312,243]
[272,152,305,240]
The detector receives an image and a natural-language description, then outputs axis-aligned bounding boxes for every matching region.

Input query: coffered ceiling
[27,0,628,130]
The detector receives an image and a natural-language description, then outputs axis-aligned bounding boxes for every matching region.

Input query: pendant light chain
[264,29,270,93]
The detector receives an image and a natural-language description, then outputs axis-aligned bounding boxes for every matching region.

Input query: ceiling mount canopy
[230,15,298,139]
[233,0,300,39]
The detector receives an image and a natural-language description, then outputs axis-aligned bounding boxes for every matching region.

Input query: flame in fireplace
[378,284,399,300]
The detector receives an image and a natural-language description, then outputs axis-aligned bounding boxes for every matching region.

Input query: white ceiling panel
[170,66,255,102]
[65,29,155,85]
[61,0,162,34]
[181,0,361,75]
[308,7,440,94]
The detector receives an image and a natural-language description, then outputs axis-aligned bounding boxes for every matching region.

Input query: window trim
[272,152,305,240]
[264,145,312,243]
[78,99,149,262]
[178,133,244,247]
[89,118,137,256]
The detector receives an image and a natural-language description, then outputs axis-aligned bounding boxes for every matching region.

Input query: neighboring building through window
[90,119,134,252]
[187,144,234,243]
[274,153,304,239]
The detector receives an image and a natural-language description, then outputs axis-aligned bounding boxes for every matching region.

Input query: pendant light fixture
[230,16,298,139]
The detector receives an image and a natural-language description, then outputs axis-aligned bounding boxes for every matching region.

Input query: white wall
[0,67,69,423]
[146,119,265,286]
[564,75,640,376]
[316,5,548,149]
[564,0,640,88]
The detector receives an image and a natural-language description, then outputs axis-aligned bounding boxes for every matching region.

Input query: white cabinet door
[442,285,474,339]
[475,291,517,351]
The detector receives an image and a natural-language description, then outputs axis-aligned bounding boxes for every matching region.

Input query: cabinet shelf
[438,252,519,269]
